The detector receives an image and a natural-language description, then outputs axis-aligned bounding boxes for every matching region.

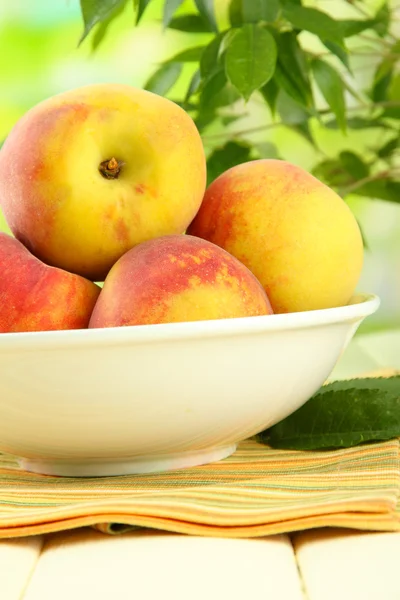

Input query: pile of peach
[0,84,363,334]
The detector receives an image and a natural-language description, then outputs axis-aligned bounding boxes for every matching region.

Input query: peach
[0,233,100,333]
[89,235,272,328]
[0,84,206,281]
[187,159,364,313]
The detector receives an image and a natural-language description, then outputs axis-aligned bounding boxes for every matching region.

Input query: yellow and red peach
[188,159,364,313]
[89,235,273,328]
[0,233,100,333]
[0,84,206,281]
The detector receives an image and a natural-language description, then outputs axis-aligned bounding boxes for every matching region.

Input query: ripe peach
[188,160,364,313]
[89,235,272,328]
[0,233,100,333]
[0,84,206,281]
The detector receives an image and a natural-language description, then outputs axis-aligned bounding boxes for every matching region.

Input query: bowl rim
[0,293,380,350]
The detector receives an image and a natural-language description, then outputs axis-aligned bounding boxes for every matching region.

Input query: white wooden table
[1,330,399,600]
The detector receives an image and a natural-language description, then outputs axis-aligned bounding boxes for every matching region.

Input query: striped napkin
[0,437,399,538]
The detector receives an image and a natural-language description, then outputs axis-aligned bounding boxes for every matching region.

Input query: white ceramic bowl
[0,293,379,477]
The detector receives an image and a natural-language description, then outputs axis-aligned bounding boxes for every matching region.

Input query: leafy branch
[78,0,400,201]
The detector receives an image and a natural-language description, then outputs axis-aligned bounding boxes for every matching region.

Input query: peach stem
[99,157,125,179]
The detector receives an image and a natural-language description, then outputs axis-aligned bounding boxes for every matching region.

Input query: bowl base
[18,444,237,477]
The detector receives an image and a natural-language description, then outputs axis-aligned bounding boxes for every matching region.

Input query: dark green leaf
[206,141,253,185]
[255,141,280,159]
[221,114,243,126]
[79,0,126,43]
[322,40,351,73]
[200,34,225,79]
[243,0,280,23]
[373,3,390,38]
[339,151,369,179]
[319,376,400,396]
[274,32,313,109]
[377,136,399,159]
[90,0,127,50]
[277,89,309,124]
[194,0,218,33]
[324,116,393,131]
[225,24,277,101]
[165,46,206,63]
[283,5,345,47]
[144,62,183,96]
[228,0,242,27]
[274,64,307,107]
[340,18,376,37]
[277,92,316,144]
[358,219,369,250]
[135,0,152,24]
[312,159,351,187]
[261,78,279,116]
[390,73,400,101]
[258,380,400,450]
[185,69,201,102]
[290,121,315,147]
[200,70,240,110]
[374,57,393,83]
[194,110,218,132]
[383,105,400,119]
[200,70,227,106]
[353,180,400,203]
[312,59,346,133]
[168,14,212,32]
[163,0,184,28]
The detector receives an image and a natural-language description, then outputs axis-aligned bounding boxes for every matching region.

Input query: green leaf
[200,70,240,110]
[225,24,277,101]
[274,32,313,109]
[206,141,253,185]
[255,141,280,159]
[312,58,346,133]
[261,78,279,116]
[194,0,218,33]
[340,18,376,37]
[79,0,126,43]
[324,116,393,131]
[228,0,242,27]
[135,0,152,24]
[200,70,227,106]
[322,41,351,73]
[339,151,369,180]
[194,111,218,132]
[312,159,351,187]
[243,0,280,23]
[185,69,201,102]
[165,45,206,63]
[163,0,184,28]
[200,34,226,79]
[277,89,309,124]
[319,376,400,396]
[383,105,400,120]
[377,136,399,159]
[291,121,316,147]
[373,3,390,38]
[353,180,400,204]
[283,5,345,47]
[90,0,127,50]
[168,14,212,32]
[144,62,183,96]
[258,377,400,450]
[276,91,316,145]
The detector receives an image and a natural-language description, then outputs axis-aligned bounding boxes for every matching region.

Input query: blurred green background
[0,0,399,332]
